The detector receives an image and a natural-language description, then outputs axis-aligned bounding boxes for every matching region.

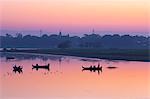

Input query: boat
[82,65,102,70]
[107,66,117,69]
[13,65,23,73]
[32,64,50,71]
[6,57,15,60]
[82,64,102,74]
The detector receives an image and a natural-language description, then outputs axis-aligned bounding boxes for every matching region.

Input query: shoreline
[1,48,149,62]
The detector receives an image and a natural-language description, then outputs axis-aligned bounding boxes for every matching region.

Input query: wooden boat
[82,63,102,71]
[82,64,102,74]
[13,65,23,73]
[32,64,50,71]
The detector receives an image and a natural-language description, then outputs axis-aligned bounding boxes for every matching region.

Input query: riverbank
[1,48,150,62]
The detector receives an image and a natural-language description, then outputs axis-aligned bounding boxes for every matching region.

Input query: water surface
[0,52,149,99]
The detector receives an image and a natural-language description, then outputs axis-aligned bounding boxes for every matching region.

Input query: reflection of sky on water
[0,52,65,61]
[0,52,149,99]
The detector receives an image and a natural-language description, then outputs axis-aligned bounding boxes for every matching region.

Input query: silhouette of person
[93,66,96,69]
[90,65,92,68]
[98,64,100,68]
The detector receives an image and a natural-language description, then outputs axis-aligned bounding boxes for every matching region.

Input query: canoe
[32,64,50,70]
[82,66,102,70]
[82,65,102,74]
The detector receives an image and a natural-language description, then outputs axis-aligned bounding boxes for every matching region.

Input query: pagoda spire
[59,30,62,36]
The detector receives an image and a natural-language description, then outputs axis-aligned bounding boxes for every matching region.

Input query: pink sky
[0,0,149,35]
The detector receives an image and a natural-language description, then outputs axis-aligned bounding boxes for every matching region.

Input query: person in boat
[93,65,96,72]
[14,65,17,68]
[13,65,18,70]
[98,64,100,68]
[93,65,96,69]
[90,65,92,69]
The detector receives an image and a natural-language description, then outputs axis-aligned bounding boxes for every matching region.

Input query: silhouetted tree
[16,33,23,39]
[0,33,149,49]
[58,41,71,48]
[6,34,12,38]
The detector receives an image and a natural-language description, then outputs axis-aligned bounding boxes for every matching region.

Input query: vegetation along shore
[1,48,149,62]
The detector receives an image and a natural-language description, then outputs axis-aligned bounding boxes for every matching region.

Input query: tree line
[0,33,149,49]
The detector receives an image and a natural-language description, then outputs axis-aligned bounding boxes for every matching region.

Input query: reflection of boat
[13,65,23,73]
[82,64,102,74]
[6,57,15,60]
[32,64,50,71]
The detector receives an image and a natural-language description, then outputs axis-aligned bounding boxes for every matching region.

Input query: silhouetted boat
[81,59,88,61]
[32,64,50,71]
[13,65,23,73]
[107,66,117,69]
[6,57,15,60]
[82,64,102,74]
[82,66,102,70]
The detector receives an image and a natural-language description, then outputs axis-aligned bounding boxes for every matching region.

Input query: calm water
[0,52,150,99]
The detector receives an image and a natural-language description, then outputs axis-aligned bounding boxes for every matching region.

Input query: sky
[0,0,149,36]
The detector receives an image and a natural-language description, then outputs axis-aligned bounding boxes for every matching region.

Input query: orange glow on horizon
[0,0,149,34]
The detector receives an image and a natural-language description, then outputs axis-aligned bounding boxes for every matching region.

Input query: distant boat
[81,59,88,61]
[6,57,15,60]
[32,64,50,71]
[13,65,23,73]
[107,66,117,69]
[82,64,102,74]
[82,65,102,70]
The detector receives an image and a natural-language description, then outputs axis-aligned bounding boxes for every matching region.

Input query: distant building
[59,31,62,36]
[67,34,69,37]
